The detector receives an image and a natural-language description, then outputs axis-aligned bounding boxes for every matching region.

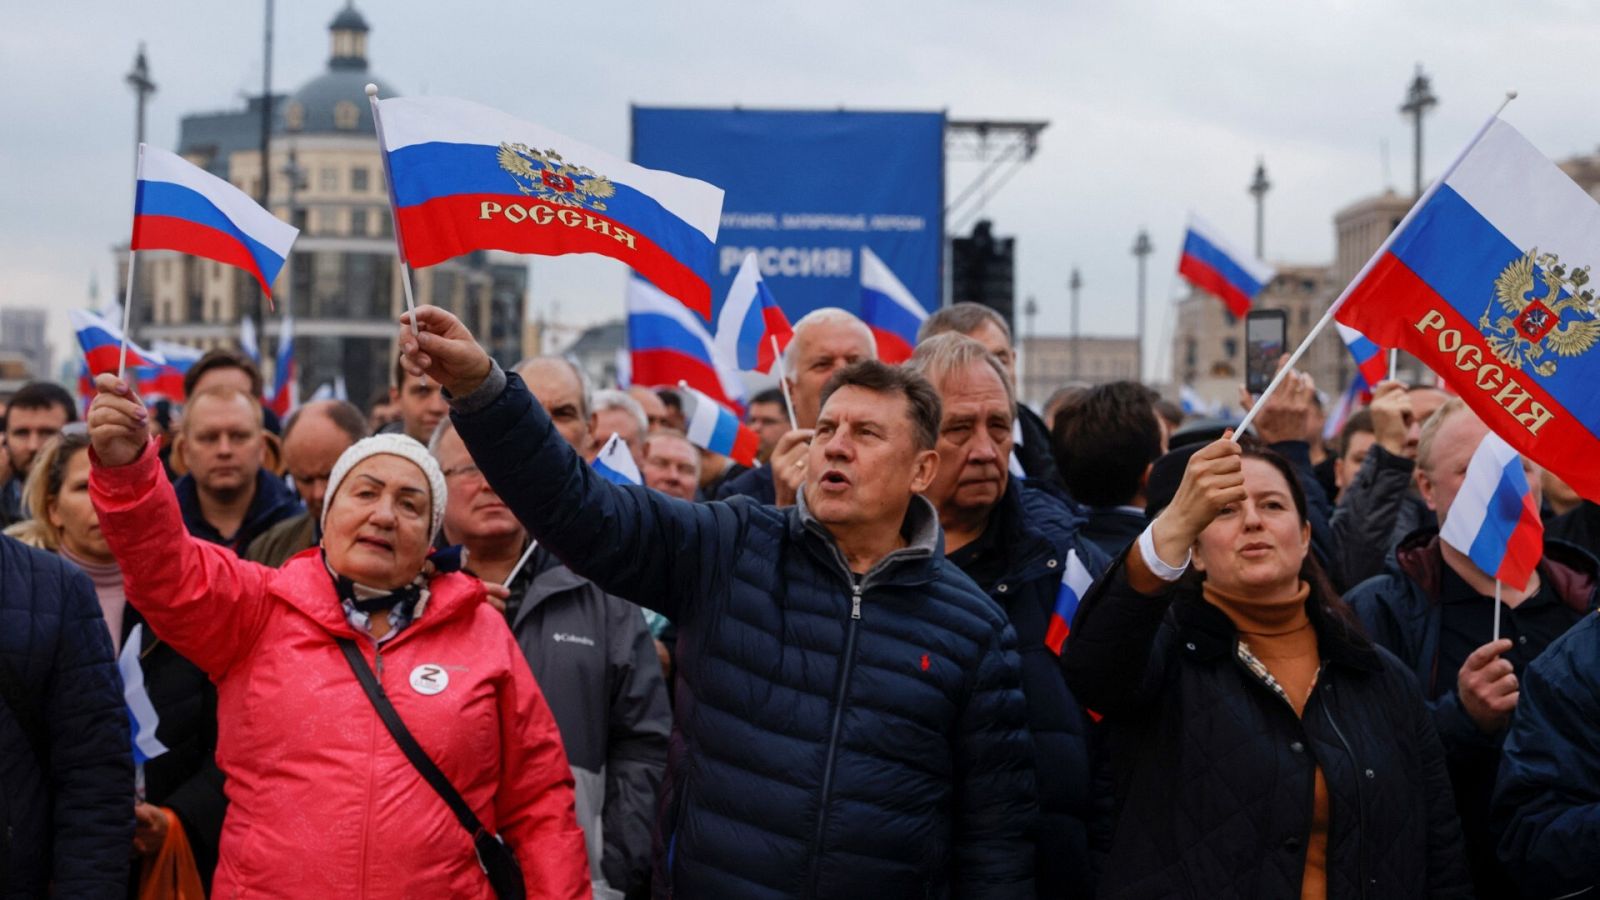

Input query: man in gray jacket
[433,406,669,899]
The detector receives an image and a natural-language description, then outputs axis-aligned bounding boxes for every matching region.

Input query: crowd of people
[2,300,1599,898]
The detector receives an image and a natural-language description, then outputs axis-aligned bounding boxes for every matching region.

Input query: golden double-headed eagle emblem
[496,143,616,212]
[1479,249,1600,377]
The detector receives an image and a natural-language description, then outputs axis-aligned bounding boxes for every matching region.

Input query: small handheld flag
[678,382,760,468]
[859,246,928,363]
[628,276,747,412]
[119,625,169,768]
[1045,549,1095,655]
[713,252,792,374]
[370,94,725,320]
[1178,215,1275,317]
[1335,323,1387,397]
[1439,432,1543,592]
[267,313,296,418]
[132,145,299,299]
[593,433,644,486]
[69,309,165,375]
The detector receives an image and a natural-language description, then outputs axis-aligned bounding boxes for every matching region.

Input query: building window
[319,168,338,193]
[284,102,304,132]
[351,167,369,192]
[293,209,309,232]
[334,101,360,131]
[350,208,368,236]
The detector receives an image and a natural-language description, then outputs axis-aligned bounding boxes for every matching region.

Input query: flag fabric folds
[678,382,760,467]
[268,314,296,418]
[132,144,299,298]
[1045,550,1095,655]
[119,624,169,766]
[1336,322,1387,396]
[69,309,164,375]
[859,246,927,364]
[1333,116,1600,501]
[1178,215,1275,317]
[713,252,792,374]
[592,433,643,486]
[627,276,747,412]
[1438,432,1543,591]
[374,95,725,319]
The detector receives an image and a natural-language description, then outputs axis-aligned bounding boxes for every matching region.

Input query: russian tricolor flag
[593,433,643,486]
[119,625,169,767]
[1336,322,1387,396]
[713,252,792,374]
[1439,432,1543,590]
[1044,549,1095,655]
[1178,215,1275,317]
[69,309,165,375]
[374,95,724,320]
[627,276,747,413]
[859,246,928,364]
[679,382,760,468]
[267,313,296,418]
[132,144,298,298]
[1333,116,1600,503]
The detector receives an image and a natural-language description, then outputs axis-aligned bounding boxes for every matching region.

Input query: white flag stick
[1493,579,1504,643]
[366,84,420,340]
[503,539,539,589]
[119,144,148,380]
[1387,348,1399,383]
[772,335,798,430]
[1235,92,1517,437]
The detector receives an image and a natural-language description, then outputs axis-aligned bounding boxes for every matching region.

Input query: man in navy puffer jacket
[0,534,132,898]
[403,306,1036,899]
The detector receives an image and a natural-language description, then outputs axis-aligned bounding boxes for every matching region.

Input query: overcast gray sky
[5,0,1600,381]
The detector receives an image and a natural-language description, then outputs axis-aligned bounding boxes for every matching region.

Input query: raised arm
[400,306,730,622]
[86,375,275,678]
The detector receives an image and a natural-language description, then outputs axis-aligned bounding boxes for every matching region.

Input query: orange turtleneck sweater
[1127,551,1328,900]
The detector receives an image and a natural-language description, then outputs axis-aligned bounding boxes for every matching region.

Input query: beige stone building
[118,4,526,407]
[1018,335,1140,406]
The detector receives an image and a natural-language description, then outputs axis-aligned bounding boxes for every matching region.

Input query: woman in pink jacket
[85,375,588,900]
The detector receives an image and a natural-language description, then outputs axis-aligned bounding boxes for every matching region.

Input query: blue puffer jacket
[0,535,132,899]
[1493,610,1600,897]
[452,367,1036,899]
[947,481,1108,898]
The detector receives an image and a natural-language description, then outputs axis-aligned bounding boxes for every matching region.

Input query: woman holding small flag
[1062,434,1471,899]
[1345,398,1598,897]
[5,426,227,894]
[82,374,588,900]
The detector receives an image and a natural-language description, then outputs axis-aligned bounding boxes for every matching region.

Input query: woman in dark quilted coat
[1062,437,1471,899]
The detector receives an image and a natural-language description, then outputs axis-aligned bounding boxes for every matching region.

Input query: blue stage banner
[631,107,944,323]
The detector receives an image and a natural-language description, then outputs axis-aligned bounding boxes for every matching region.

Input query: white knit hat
[321,434,449,539]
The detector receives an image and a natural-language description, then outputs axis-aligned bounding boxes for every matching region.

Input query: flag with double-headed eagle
[1333,115,1600,502]
[372,94,725,320]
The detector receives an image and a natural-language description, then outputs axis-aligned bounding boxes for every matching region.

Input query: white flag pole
[119,143,148,380]
[502,539,539,589]
[1387,348,1399,383]
[1236,92,1518,437]
[365,84,420,341]
[1493,579,1504,643]
[772,335,799,430]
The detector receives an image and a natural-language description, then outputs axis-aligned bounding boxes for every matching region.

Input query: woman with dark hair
[1062,435,1471,899]
[4,427,228,891]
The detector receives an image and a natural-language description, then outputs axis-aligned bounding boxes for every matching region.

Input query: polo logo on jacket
[552,632,596,647]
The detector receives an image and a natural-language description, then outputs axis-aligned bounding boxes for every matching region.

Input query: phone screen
[1245,312,1287,394]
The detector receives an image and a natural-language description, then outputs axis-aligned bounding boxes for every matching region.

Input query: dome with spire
[281,2,397,136]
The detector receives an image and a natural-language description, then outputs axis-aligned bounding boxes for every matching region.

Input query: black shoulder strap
[336,638,485,839]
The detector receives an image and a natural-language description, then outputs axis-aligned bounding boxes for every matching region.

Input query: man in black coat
[908,334,1108,898]
[0,534,132,897]
[1345,399,1596,898]
[403,306,1036,898]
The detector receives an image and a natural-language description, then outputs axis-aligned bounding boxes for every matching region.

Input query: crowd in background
[3,301,1600,898]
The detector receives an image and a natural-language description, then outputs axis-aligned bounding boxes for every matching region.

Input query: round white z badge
[409,664,449,696]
